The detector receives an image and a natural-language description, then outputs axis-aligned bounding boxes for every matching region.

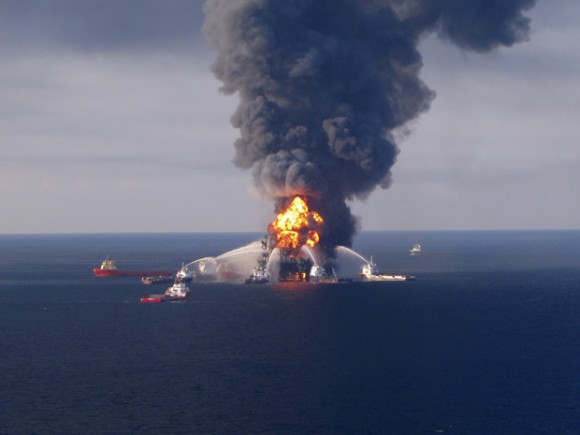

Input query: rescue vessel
[359,257,414,281]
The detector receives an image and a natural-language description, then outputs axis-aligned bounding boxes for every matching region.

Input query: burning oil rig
[184,194,410,284]
[261,195,333,283]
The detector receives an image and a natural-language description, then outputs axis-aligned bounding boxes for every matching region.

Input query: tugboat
[93,256,172,277]
[359,257,414,282]
[140,280,190,303]
[409,244,422,256]
[244,254,270,284]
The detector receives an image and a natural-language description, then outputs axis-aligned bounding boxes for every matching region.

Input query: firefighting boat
[359,257,414,281]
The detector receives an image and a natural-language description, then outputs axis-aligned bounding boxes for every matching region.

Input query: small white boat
[409,244,422,255]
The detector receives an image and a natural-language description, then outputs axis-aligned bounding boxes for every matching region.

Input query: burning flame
[269,196,323,250]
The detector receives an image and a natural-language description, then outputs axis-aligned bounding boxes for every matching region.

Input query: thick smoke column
[203,0,536,250]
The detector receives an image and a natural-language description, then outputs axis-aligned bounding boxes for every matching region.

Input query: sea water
[1,231,579,434]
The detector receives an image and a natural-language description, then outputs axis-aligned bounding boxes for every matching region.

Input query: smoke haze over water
[202,0,536,250]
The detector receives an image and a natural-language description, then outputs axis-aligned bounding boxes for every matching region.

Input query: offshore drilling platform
[266,195,324,282]
[184,195,413,284]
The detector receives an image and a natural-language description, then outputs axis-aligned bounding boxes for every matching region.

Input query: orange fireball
[270,196,323,250]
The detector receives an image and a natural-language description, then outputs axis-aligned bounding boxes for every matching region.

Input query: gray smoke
[203,0,536,250]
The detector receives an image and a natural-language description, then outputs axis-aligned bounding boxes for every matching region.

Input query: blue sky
[1,0,578,233]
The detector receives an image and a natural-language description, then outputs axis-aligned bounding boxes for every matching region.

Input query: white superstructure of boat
[309,264,337,283]
[140,280,190,303]
[175,264,193,283]
[244,253,270,284]
[409,244,422,255]
[165,281,190,299]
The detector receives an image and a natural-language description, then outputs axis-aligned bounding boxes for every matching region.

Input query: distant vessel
[141,275,174,285]
[359,257,414,281]
[93,256,172,277]
[140,281,190,303]
[409,244,422,255]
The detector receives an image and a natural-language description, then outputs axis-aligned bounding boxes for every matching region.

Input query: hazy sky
[1,0,578,234]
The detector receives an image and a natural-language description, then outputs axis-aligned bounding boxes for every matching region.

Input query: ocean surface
[1,231,579,434]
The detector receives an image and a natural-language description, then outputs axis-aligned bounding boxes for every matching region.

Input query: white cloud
[0,49,274,233]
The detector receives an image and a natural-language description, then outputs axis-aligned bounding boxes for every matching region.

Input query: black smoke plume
[203,0,536,251]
